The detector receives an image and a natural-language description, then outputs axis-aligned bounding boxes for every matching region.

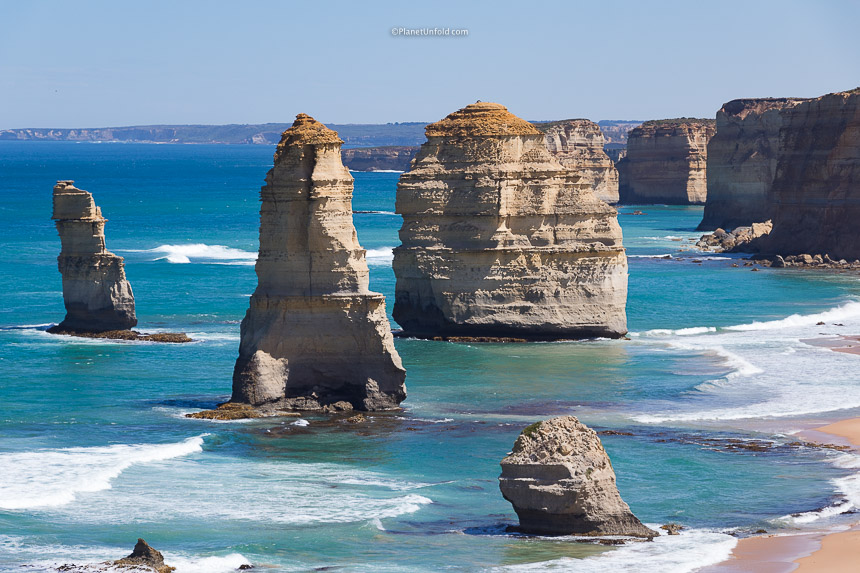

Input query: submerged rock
[538,119,620,204]
[499,416,657,538]
[50,181,137,332]
[617,119,715,204]
[393,102,628,340]
[230,114,406,413]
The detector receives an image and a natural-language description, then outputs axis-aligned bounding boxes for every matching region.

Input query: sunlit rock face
[232,114,406,412]
[618,119,715,205]
[393,102,628,340]
[539,119,619,204]
[51,181,137,332]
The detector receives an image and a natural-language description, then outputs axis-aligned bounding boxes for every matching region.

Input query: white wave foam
[724,301,860,332]
[0,435,208,509]
[366,246,394,265]
[493,528,736,573]
[125,244,257,264]
[640,326,717,337]
[166,552,251,573]
[778,452,860,525]
[628,254,673,259]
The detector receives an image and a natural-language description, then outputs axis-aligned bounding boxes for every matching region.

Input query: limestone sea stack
[538,119,620,204]
[698,98,806,230]
[617,119,716,204]
[50,181,137,332]
[231,114,406,412]
[393,102,628,340]
[499,416,657,538]
[760,89,860,259]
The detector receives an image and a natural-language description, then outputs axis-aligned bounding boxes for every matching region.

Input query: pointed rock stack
[50,181,137,332]
[393,102,627,340]
[231,114,406,412]
[538,119,620,204]
[500,416,657,538]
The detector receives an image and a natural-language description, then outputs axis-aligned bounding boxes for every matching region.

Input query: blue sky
[2,0,858,127]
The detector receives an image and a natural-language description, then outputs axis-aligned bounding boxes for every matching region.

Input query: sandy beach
[700,417,860,572]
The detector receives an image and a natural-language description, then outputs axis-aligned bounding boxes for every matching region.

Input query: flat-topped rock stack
[618,119,716,204]
[499,416,657,538]
[538,119,619,204]
[49,181,137,332]
[229,114,406,413]
[393,102,628,340]
[761,89,860,259]
[698,98,807,230]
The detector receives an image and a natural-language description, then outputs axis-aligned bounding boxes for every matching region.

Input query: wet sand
[699,417,860,572]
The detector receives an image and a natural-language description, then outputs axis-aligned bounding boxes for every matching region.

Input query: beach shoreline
[698,417,860,573]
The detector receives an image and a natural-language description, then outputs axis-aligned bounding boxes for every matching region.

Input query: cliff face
[341,146,418,171]
[393,102,628,340]
[763,90,860,258]
[51,181,137,332]
[698,98,807,230]
[538,120,620,204]
[232,114,406,412]
[618,119,716,204]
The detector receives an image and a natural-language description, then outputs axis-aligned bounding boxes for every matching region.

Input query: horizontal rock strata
[393,102,628,340]
[341,146,418,172]
[538,119,619,204]
[230,114,406,413]
[762,89,860,259]
[698,98,807,230]
[618,119,715,204]
[499,416,657,537]
[50,181,137,332]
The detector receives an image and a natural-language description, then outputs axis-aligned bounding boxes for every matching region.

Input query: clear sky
[2,0,858,128]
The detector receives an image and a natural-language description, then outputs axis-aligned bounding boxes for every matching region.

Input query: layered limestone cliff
[231,114,406,412]
[618,119,715,204]
[538,119,619,204]
[499,416,657,537]
[393,102,628,340]
[698,98,807,230]
[763,89,860,259]
[341,146,417,172]
[50,181,137,332]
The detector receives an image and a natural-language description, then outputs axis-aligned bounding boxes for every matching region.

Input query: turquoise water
[2,142,860,572]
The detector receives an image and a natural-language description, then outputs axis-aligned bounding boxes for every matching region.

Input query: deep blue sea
[2,142,860,572]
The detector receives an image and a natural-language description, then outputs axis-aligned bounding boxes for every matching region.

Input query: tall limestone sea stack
[393,102,627,340]
[763,89,860,259]
[538,119,620,204]
[698,98,806,230]
[49,181,137,332]
[618,119,715,204]
[230,114,406,412]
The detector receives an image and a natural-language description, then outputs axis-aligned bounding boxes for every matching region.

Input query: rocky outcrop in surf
[698,98,807,230]
[499,416,657,538]
[393,102,628,340]
[341,146,417,172]
[55,538,176,572]
[618,119,715,204]
[49,181,137,332]
[761,89,860,259]
[229,114,406,413]
[538,119,620,204]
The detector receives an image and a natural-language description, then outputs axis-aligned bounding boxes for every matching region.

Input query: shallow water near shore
[2,142,860,572]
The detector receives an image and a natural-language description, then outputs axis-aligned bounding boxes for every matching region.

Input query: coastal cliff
[230,114,406,412]
[341,146,417,172]
[393,102,628,340]
[618,119,715,204]
[538,119,620,204]
[49,181,137,332]
[763,89,860,259]
[698,98,806,230]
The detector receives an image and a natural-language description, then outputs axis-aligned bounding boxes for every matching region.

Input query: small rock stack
[50,181,137,332]
[499,416,657,538]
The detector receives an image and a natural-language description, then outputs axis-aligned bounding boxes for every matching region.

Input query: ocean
[1,141,859,572]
